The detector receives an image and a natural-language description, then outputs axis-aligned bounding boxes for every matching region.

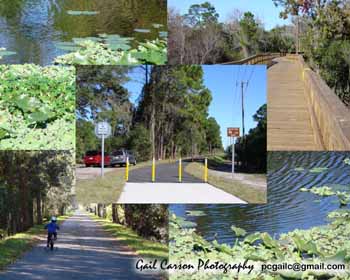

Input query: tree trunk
[36,192,42,224]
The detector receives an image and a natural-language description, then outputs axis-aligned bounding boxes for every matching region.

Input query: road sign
[94,121,112,177]
[227,127,240,137]
[95,122,112,139]
[227,127,240,178]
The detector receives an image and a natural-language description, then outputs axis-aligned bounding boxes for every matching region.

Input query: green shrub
[0,65,75,150]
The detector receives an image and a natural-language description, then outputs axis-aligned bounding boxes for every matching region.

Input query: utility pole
[239,81,248,168]
[240,81,248,138]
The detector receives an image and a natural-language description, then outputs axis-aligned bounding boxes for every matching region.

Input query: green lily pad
[0,50,16,56]
[67,10,99,16]
[186,210,206,217]
[231,225,247,237]
[309,167,328,173]
[294,167,305,171]
[134,28,151,33]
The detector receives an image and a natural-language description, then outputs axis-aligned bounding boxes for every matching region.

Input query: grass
[76,158,177,205]
[76,168,125,205]
[185,162,267,204]
[90,214,168,259]
[0,214,71,270]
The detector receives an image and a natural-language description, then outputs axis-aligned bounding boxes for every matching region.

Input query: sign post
[95,121,112,177]
[227,127,240,179]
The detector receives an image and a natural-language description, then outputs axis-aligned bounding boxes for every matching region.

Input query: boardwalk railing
[221,53,286,65]
[297,55,350,150]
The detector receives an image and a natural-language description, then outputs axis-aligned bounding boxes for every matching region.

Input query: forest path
[267,56,324,151]
[0,211,155,280]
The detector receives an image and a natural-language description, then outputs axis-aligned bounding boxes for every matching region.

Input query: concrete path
[268,56,323,151]
[118,183,247,204]
[76,167,115,180]
[128,162,202,183]
[0,211,156,280]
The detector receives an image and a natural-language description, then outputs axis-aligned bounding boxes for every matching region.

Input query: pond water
[0,0,166,65]
[170,152,350,245]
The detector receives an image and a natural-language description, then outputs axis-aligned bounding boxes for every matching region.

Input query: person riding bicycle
[44,216,60,247]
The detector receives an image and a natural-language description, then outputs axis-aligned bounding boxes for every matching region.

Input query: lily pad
[294,167,305,171]
[152,23,163,28]
[0,50,16,56]
[186,210,206,217]
[231,225,247,237]
[67,10,99,16]
[309,167,328,173]
[134,28,151,33]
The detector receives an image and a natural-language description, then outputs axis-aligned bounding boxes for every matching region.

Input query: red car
[83,151,111,167]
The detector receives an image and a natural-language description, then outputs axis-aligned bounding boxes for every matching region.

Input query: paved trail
[128,162,202,183]
[118,183,247,204]
[121,161,247,203]
[0,211,156,280]
[76,167,116,180]
[268,56,323,151]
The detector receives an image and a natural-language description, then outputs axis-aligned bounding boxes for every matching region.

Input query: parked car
[83,150,111,167]
[110,149,136,167]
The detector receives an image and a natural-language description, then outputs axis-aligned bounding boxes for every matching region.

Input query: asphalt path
[128,161,202,183]
[0,211,157,280]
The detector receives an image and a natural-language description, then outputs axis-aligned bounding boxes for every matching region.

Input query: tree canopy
[0,151,73,237]
[76,65,223,162]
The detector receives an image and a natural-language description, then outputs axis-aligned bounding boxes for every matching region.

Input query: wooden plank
[267,57,324,151]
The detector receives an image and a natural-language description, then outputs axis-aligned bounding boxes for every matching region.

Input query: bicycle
[46,233,57,251]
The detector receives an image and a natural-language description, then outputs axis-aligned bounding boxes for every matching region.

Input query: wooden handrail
[297,55,350,150]
[221,53,286,65]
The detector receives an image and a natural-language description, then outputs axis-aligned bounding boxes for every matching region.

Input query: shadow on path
[128,161,203,183]
[0,211,159,280]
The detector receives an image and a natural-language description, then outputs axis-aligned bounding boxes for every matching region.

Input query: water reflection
[171,152,350,244]
[0,0,166,65]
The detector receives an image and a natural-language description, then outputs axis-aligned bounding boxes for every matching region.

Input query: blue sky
[168,0,290,30]
[125,65,266,149]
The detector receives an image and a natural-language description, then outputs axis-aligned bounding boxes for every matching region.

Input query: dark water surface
[0,0,166,65]
[170,152,350,245]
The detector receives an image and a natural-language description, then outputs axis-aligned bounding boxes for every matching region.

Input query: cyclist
[44,216,60,247]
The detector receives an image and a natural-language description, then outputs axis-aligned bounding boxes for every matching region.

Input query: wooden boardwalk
[267,56,324,151]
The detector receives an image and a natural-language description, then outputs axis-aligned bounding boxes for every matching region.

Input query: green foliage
[204,117,223,154]
[300,185,350,206]
[169,211,350,279]
[185,2,219,26]
[91,212,168,259]
[0,151,74,237]
[135,65,215,159]
[0,215,70,270]
[126,124,152,162]
[231,226,247,237]
[0,64,75,150]
[232,104,266,172]
[76,120,99,161]
[54,39,167,65]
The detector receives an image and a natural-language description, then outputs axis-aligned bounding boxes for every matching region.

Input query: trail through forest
[0,211,156,280]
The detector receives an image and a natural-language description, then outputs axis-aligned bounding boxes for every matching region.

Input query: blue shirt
[45,222,60,233]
